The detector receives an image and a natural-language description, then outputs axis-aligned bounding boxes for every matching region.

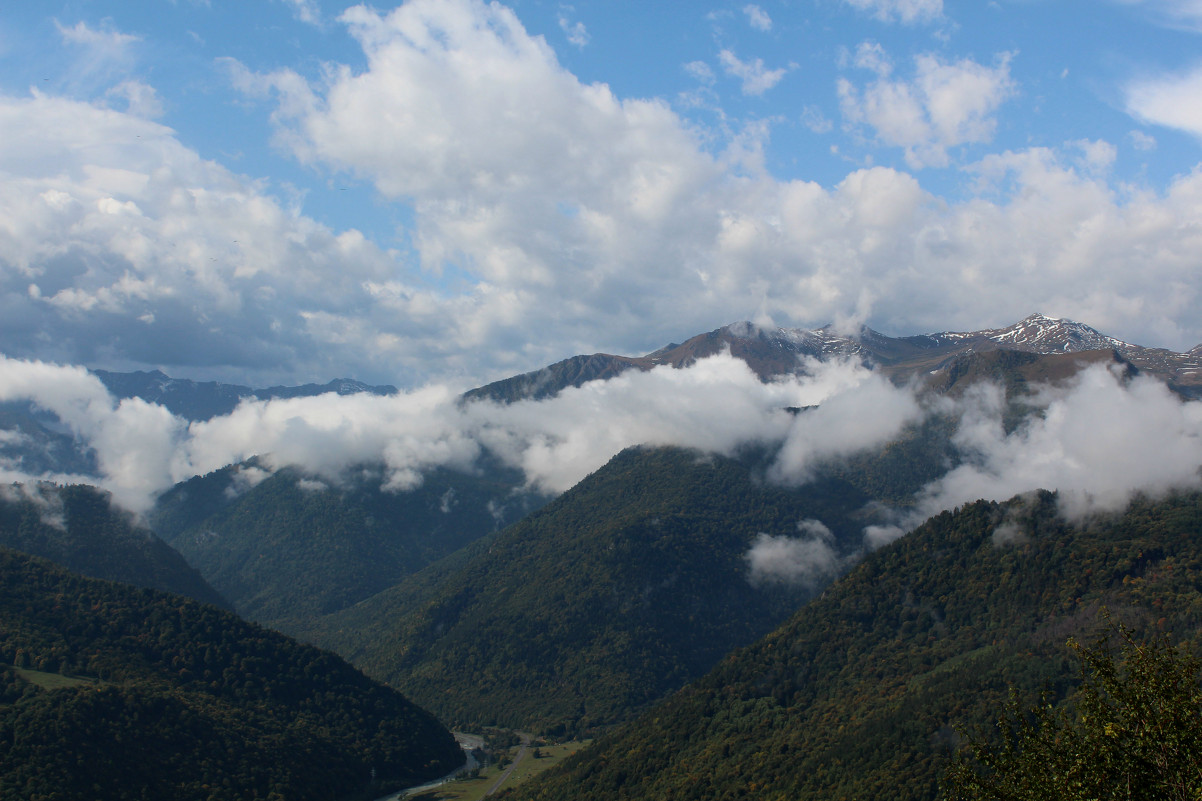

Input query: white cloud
[743,5,773,31]
[719,49,790,96]
[685,60,716,84]
[280,0,322,26]
[746,520,841,588]
[52,19,143,98]
[853,41,893,76]
[0,355,181,512]
[5,348,1198,570]
[768,358,925,484]
[105,80,165,119]
[225,464,273,499]
[915,364,1202,521]
[55,20,140,53]
[0,483,68,530]
[839,49,1016,168]
[0,350,877,511]
[841,0,943,25]
[1114,0,1202,30]
[991,520,1027,546]
[1069,138,1118,174]
[6,0,1202,392]
[1126,64,1202,139]
[0,92,407,385]
[558,10,589,48]
[1129,130,1158,151]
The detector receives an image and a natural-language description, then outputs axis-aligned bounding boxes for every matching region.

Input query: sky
[3,1,1202,554]
[1,0,1202,389]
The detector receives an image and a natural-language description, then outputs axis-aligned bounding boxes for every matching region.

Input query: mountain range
[2,312,1200,799]
[93,369,399,422]
[3,313,1196,483]
[465,313,1202,403]
[150,457,547,626]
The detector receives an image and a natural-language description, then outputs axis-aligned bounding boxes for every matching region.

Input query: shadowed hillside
[505,490,1202,801]
[0,548,462,801]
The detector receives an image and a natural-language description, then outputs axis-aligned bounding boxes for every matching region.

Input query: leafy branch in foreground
[942,620,1202,801]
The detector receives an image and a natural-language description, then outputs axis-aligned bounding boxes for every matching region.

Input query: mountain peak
[929,313,1128,355]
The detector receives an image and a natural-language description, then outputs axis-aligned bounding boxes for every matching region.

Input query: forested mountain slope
[0,548,462,801]
[0,482,228,609]
[151,459,546,626]
[300,445,893,735]
[506,490,1202,801]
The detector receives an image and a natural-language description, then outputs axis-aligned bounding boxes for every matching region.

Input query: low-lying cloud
[915,363,1202,522]
[746,520,842,589]
[0,350,910,512]
[1,353,1200,551]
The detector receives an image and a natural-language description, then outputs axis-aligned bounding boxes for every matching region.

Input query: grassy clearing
[7,665,97,690]
[409,741,591,801]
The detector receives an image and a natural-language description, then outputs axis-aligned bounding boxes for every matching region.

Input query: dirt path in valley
[484,733,531,796]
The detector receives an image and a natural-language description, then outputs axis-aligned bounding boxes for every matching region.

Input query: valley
[2,314,1202,799]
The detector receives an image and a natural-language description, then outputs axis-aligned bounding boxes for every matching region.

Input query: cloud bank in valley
[2,353,1200,549]
[916,364,1202,522]
[4,351,911,513]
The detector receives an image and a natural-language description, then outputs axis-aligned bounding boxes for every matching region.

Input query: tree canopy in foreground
[943,620,1202,801]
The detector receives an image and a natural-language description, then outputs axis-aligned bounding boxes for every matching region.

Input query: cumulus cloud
[55,20,140,55]
[1126,64,1202,139]
[684,60,716,84]
[1069,138,1118,174]
[219,0,1202,359]
[768,359,925,484]
[7,0,1202,393]
[801,105,834,133]
[105,80,165,119]
[225,464,273,499]
[469,353,870,493]
[841,0,943,25]
[1129,130,1158,151]
[991,520,1028,547]
[0,92,410,385]
[839,48,1016,167]
[0,355,182,512]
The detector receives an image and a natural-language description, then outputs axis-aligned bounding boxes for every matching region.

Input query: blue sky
[2,0,1202,387]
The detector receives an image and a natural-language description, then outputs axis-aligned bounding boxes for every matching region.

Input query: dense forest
[943,622,1202,800]
[0,548,462,800]
[0,482,227,609]
[150,457,546,625]
[300,445,888,734]
[503,490,1202,800]
[5,345,1199,799]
